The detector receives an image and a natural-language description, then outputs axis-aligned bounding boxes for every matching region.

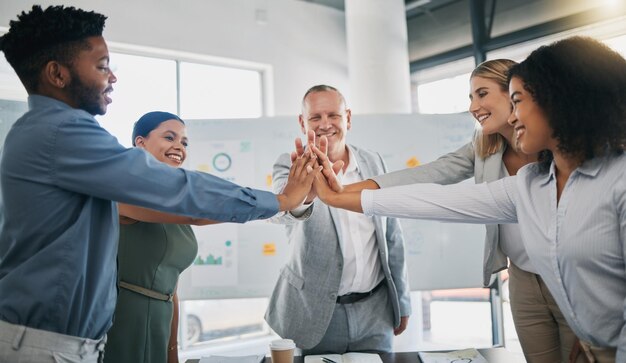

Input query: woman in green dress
[105,111,216,363]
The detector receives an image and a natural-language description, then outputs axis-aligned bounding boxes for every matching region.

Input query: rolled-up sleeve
[52,115,279,222]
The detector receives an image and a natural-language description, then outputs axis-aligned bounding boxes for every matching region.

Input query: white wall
[0,0,349,116]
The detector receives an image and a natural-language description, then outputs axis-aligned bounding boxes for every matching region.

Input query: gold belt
[118,281,173,302]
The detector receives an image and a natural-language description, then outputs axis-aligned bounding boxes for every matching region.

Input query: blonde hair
[470,59,517,158]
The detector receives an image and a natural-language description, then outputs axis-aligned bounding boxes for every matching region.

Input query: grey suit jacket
[372,141,508,287]
[265,145,411,349]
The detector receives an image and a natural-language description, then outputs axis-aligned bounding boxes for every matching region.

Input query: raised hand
[311,135,344,193]
[313,170,364,213]
[291,131,319,203]
[290,130,316,163]
[312,165,336,205]
[278,150,321,211]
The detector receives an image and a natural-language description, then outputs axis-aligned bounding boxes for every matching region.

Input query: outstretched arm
[361,178,518,223]
[118,204,220,225]
[312,140,477,194]
[372,142,476,188]
[313,171,364,213]
[316,170,519,225]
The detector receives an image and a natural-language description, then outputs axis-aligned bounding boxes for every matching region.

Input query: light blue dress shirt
[363,154,626,359]
[0,95,279,339]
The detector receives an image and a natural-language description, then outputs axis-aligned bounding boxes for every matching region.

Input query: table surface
[186,347,525,363]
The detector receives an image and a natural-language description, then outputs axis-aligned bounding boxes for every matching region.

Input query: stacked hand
[277,147,321,211]
[290,131,345,205]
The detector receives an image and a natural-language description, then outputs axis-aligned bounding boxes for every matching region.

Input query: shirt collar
[28,94,73,111]
[542,161,556,185]
[576,154,605,178]
[543,153,606,185]
[344,145,359,174]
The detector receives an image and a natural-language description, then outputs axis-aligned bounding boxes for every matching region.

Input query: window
[604,33,626,56]
[415,271,520,355]
[416,72,472,114]
[179,62,263,119]
[0,55,27,102]
[413,57,475,115]
[420,288,494,349]
[0,56,28,147]
[97,51,266,147]
[98,53,177,147]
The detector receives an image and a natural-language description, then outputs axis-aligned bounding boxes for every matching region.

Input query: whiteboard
[177,113,486,300]
[0,99,27,149]
[0,106,486,298]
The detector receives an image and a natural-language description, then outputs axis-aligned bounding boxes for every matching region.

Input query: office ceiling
[298,0,464,16]
[297,0,626,69]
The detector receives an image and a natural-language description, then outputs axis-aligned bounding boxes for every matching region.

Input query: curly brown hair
[0,5,107,93]
[508,36,626,171]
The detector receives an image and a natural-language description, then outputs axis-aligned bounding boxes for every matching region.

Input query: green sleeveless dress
[104,222,198,363]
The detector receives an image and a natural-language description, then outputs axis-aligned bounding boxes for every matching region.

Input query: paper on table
[304,352,382,363]
[418,348,487,363]
[199,354,265,363]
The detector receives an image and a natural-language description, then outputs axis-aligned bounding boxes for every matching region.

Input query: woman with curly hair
[313,36,626,363]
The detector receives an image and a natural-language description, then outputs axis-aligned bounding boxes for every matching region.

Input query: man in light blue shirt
[0,5,316,362]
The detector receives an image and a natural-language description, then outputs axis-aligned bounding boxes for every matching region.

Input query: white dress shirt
[362,153,626,358]
[336,147,382,295]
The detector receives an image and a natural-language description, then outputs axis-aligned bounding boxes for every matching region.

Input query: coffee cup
[269,339,296,363]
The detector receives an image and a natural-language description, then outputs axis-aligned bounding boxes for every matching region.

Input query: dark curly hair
[508,36,626,171]
[0,5,107,93]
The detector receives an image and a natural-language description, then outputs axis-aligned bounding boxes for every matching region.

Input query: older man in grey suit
[265,85,411,354]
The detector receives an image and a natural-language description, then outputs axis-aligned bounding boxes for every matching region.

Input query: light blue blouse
[363,154,626,359]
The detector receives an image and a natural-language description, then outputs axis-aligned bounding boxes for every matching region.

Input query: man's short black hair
[0,5,107,92]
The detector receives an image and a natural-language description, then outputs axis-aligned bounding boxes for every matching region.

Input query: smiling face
[468,76,513,137]
[65,36,116,115]
[135,119,188,167]
[508,76,556,154]
[299,90,351,161]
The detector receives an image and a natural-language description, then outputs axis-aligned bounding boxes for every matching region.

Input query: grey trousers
[302,285,394,355]
[0,319,106,363]
[508,262,580,363]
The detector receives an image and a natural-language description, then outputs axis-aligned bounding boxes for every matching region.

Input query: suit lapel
[327,205,344,243]
[478,147,505,183]
[351,145,374,180]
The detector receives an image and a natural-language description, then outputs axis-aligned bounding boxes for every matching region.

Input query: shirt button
[330,293,337,300]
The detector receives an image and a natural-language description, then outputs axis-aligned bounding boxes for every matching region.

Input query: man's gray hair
[301,84,347,111]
